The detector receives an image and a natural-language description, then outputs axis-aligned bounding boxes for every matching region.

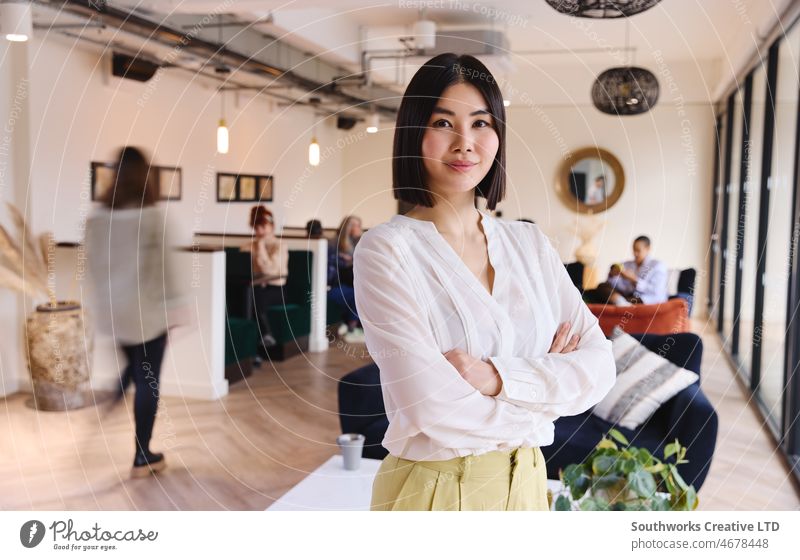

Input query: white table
[267,455,383,511]
[267,455,565,511]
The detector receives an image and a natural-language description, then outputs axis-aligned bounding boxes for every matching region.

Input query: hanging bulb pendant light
[217,118,229,154]
[217,88,229,154]
[0,2,32,42]
[215,17,230,154]
[308,135,320,166]
[366,112,379,134]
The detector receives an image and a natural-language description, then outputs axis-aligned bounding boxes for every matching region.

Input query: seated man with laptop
[585,235,668,306]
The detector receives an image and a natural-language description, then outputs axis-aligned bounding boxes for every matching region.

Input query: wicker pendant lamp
[545,0,662,19]
[590,17,659,115]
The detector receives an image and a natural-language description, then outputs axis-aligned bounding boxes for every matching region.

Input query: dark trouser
[583,282,643,305]
[252,284,285,339]
[120,332,168,455]
[328,284,359,324]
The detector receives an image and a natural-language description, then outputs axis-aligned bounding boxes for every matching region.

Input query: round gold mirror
[557,147,625,214]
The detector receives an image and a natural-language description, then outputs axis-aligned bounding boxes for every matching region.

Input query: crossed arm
[352,225,615,452]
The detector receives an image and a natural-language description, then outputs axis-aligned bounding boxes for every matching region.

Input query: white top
[606,256,669,304]
[352,210,616,461]
[85,206,186,345]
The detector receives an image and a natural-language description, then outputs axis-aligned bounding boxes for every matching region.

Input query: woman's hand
[446,322,581,397]
[266,241,281,255]
[444,349,502,397]
[550,322,580,353]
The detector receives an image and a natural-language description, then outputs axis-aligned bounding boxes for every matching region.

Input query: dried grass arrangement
[0,203,92,410]
[0,202,55,305]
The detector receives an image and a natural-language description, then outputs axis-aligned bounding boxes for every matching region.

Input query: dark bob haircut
[102,146,159,209]
[392,53,506,210]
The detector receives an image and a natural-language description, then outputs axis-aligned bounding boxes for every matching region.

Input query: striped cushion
[592,326,699,430]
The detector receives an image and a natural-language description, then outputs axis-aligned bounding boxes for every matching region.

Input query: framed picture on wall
[157,166,182,201]
[239,176,257,201]
[92,162,182,202]
[217,173,237,202]
[90,161,116,201]
[257,175,273,202]
[216,172,274,202]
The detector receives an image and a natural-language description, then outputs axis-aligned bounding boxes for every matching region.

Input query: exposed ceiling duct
[423,29,509,58]
[36,0,402,121]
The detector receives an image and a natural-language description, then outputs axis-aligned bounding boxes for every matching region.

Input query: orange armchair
[586,298,689,337]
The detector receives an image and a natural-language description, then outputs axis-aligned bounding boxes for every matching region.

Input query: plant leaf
[597,438,618,451]
[563,464,591,500]
[629,468,657,499]
[592,455,617,476]
[592,474,624,490]
[671,466,690,491]
[687,487,699,510]
[555,495,572,511]
[621,458,638,474]
[608,428,629,446]
[651,496,670,511]
[580,497,610,511]
[645,463,666,474]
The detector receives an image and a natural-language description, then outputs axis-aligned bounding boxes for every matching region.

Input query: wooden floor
[1,320,798,510]
[689,317,800,510]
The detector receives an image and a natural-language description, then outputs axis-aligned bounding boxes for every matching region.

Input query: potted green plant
[0,203,93,410]
[554,429,699,511]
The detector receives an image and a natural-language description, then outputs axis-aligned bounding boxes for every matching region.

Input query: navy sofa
[337,332,718,490]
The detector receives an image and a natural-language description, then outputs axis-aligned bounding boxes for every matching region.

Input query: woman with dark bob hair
[353,53,615,510]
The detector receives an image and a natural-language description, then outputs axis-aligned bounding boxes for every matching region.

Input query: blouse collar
[391,209,495,236]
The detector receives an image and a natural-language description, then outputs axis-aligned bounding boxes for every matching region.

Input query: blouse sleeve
[487,225,616,417]
[353,229,540,453]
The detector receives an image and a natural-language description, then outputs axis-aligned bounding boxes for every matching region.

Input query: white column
[194,234,330,353]
[0,37,32,397]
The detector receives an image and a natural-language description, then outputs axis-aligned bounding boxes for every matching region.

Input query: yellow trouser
[370,447,551,511]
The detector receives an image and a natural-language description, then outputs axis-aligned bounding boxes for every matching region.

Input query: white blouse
[352,210,616,461]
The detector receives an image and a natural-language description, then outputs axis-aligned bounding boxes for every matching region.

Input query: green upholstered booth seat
[265,303,311,345]
[224,316,259,383]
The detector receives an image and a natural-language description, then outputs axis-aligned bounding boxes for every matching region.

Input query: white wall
[0,39,32,398]
[25,33,346,242]
[341,58,716,319]
[1,30,353,397]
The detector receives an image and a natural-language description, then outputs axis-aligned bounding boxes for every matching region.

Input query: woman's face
[421,82,499,201]
[255,221,274,237]
[349,219,363,238]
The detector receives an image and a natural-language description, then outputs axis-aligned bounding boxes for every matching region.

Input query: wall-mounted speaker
[336,116,357,130]
[112,52,159,82]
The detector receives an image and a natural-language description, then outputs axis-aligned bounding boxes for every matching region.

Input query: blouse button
[530,387,537,398]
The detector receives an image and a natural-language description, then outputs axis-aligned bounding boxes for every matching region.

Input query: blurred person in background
[329,215,363,343]
[241,205,289,351]
[85,146,186,478]
[305,218,324,239]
